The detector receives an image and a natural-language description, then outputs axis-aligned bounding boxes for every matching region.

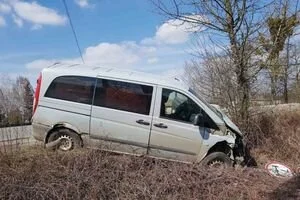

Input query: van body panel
[31,122,51,142]
[148,87,203,162]
[41,98,91,117]
[33,99,91,138]
[87,136,148,155]
[149,116,205,163]
[89,77,157,155]
[90,107,152,154]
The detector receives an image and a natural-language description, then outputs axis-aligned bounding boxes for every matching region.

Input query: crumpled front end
[197,127,246,166]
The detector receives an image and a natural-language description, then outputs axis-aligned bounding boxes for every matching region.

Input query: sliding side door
[90,78,156,155]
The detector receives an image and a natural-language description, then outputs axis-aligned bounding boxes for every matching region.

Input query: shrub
[245,107,300,168]
[0,148,283,200]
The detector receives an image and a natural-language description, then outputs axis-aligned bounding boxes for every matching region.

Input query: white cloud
[25,17,194,74]
[83,42,141,66]
[155,20,192,44]
[26,59,59,69]
[0,3,11,13]
[25,40,189,76]
[26,41,154,70]
[0,16,6,27]
[75,0,90,8]
[0,1,67,28]
[31,24,42,30]
[142,15,204,45]
[12,14,23,27]
[147,57,159,64]
[140,37,155,45]
[12,1,67,26]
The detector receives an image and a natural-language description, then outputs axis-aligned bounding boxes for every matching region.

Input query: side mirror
[193,113,204,126]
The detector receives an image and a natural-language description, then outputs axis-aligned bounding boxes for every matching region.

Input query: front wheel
[48,129,82,151]
[201,152,233,168]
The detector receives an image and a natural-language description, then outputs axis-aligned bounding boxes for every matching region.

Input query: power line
[62,0,85,64]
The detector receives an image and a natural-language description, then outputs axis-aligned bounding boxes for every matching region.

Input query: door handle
[154,123,168,129]
[136,119,150,126]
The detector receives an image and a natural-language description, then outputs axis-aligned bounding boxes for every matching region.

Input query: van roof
[44,63,189,90]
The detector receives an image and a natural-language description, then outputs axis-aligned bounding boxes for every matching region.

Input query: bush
[245,107,300,168]
[0,148,283,200]
[0,106,300,199]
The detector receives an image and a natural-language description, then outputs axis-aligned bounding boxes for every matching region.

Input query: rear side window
[94,79,153,115]
[45,76,96,104]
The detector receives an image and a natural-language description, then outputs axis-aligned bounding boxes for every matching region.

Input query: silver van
[32,63,245,167]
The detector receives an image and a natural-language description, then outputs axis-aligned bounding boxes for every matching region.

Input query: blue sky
[0,0,198,83]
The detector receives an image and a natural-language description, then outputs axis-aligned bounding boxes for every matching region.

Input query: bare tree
[152,0,270,120]
[259,0,299,103]
[291,45,300,91]
[287,42,300,102]
[0,76,33,126]
[0,89,8,126]
[184,51,241,118]
[22,77,34,122]
[14,76,34,123]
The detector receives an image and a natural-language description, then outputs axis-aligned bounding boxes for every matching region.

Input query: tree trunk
[230,44,250,121]
[283,36,290,103]
[236,67,250,121]
[283,66,288,103]
[296,72,300,102]
[228,37,250,121]
[270,75,276,104]
[224,0,250,121]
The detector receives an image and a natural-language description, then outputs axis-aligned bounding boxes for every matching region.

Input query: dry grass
[246,109,300,169]
[0,148,286,200]
[0,108,300,200]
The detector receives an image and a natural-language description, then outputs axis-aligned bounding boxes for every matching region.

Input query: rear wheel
[48,129,82,151]
[201,152,232,168]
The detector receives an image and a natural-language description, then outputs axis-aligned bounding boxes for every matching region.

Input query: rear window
[45,76,95,104]
[94,79,153,115]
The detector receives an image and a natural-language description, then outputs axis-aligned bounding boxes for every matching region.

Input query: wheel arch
[45,122,81,143]
[197,135,236,163]
[207,141,232,156]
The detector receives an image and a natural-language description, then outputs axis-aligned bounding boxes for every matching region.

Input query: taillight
[33,73,42,115]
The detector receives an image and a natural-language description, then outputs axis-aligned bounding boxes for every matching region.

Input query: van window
[160,89,200,123]
[45,76,96,104]
[160,88,219,129]
[94,79,153,115]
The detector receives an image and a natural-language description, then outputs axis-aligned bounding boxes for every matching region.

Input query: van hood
[211,105,243,136]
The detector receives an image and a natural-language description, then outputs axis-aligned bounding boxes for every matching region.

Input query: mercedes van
[32,63,245,166]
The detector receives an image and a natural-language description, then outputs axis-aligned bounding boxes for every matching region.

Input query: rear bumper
[32,122,51,143]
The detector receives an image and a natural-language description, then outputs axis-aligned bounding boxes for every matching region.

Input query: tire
[48,128,82,151]
[201,152,233,168]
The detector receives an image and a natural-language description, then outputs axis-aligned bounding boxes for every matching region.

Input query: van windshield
[188,89,223,119]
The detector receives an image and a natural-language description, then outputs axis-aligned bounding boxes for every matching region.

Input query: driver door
[148,87,204,162]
